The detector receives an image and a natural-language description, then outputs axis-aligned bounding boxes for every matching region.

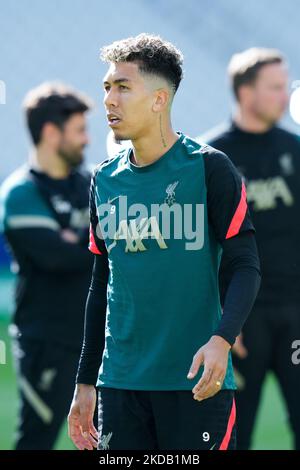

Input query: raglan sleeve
[88,170,106,255]
[203,147,254,242]
[203,147,260,346]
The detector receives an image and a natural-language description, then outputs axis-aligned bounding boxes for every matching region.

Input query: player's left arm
[188,147,261,400]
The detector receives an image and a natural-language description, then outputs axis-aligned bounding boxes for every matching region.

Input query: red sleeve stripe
[219,398,236,450]
[88,224,102,255]
[225,180,247,239]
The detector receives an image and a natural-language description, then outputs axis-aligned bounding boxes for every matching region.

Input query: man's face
[246,63,289,125]
[57,112,89,167]
[103,62,156,141]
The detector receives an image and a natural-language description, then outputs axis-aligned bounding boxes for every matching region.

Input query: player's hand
[232,333,248,359]
[187,335,231,402]
[61,229,80,244]
[68,384,98,450]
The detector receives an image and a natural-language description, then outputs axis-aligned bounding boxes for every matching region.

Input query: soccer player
[206,48,300,449]
[67,34,261,451]
[0,83,94,449]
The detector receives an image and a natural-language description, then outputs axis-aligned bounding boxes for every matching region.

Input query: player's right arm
[68,172,109,450]
[67,383,98,451]
[68,252,108,450]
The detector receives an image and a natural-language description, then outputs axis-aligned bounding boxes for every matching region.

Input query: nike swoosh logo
[107,195,125,204]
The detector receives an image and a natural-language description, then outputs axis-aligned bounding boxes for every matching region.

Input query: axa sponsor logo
[97,201,205,253]
[246,176,294,211]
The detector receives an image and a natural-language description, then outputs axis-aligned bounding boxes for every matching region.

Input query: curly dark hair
[100,33,184,93]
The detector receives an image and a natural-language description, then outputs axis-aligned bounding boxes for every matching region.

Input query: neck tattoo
[159,114,167,148]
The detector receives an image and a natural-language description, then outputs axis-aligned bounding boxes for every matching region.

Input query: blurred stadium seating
[1,0,300,184]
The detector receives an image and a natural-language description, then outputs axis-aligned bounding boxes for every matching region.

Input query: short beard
[58,148,84,169]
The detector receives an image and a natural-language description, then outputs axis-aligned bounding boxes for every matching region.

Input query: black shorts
[98,388,236,450]
[233,301,300,449]
[12,336,80,450]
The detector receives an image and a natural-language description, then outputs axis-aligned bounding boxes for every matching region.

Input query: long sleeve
[76,252,109,385]
[2,175,93,273]
[203,145,261,346]
[6,228,93,273]
[214,231,261,345]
